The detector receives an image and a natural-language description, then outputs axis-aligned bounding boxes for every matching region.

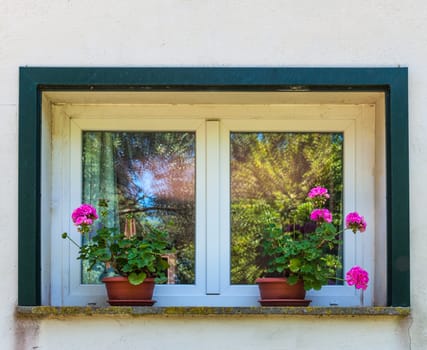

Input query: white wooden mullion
[205,121,221,294]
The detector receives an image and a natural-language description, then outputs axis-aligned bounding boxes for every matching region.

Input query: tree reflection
[230,132,344,284]
[82,132,196,284]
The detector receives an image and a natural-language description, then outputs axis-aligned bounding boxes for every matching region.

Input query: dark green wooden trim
[20,67,404,88]
[18,67,409,306]
[19,69,41,306]
[387,70,410,306]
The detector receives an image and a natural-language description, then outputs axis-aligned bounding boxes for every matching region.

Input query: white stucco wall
[2,0,426,349]
[26,316,410,350]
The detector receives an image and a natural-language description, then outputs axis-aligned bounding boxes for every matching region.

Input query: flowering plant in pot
[257,187,369,306]
[62,200,171,305]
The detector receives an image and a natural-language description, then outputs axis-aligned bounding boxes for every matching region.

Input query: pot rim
[101,276,155,283]
[255,277,301,283]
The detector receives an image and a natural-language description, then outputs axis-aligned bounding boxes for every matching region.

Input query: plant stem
[64,234,81,249]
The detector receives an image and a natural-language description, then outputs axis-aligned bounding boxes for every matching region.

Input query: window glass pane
[81,131,196,285]
[230,132,344,285]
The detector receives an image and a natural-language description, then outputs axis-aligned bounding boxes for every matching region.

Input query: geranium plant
[262,186,369,291]
[62,200,171,286]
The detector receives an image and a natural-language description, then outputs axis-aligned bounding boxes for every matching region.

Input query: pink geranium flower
[345,212,367,233]
[310,208,333,223]
[74,216,93,226]
[346,266,369,290]
[308,186,330,199]
[71,204,98,228]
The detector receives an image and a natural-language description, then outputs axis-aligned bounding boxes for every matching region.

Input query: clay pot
[102,276,155,306]
[256,277,310,306]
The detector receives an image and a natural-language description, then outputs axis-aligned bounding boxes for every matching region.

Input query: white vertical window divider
[205,120,221,294]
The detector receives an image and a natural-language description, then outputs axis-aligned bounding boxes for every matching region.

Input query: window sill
[16,306,410,319]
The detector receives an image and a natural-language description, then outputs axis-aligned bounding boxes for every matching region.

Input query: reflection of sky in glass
[133,165,156,207]
[131,154,195,205]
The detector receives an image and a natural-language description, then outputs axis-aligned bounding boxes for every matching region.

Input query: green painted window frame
[18,67,409,306]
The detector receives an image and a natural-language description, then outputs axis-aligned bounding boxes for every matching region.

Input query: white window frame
[44,91,379,307]
[219,116,375,307]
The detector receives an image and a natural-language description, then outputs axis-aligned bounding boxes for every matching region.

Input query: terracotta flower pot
[102,276,156,306]
[255,277,310,306]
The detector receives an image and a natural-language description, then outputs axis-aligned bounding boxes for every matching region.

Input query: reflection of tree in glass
[230,132,343,285]
[82,131,196,284]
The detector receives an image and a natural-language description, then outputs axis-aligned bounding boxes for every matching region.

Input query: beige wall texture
[2,0,425,349]
[20,316,410,350]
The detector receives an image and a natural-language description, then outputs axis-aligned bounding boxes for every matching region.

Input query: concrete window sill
[16,306,410,319]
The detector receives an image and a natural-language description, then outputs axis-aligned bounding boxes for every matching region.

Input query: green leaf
[311,281,323,290]
[289,258,301,272]
[128,272,147,285]
[287,275,299,285]
[155,275,168,284]
[96,248,111,261]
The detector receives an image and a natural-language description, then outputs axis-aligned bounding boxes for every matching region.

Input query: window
[19,68,409,307]
[48,92,378,307]
[80,130,197,286]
